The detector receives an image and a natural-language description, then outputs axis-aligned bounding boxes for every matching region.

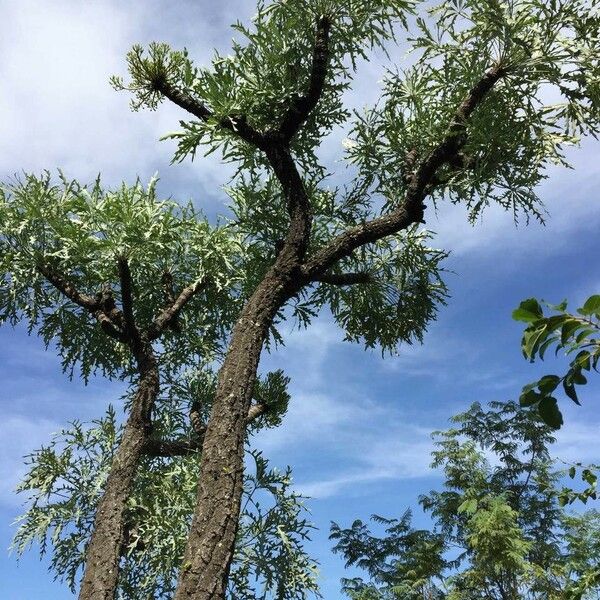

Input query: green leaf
[537,375,560,395]
[523,325,547,359]
[513,298,543,323]
[520,389,542,407]
[457,498,478,514]
[579,295,600,316]
[561,319,582,345]
[538,397,563,429]
[563,379,580,406]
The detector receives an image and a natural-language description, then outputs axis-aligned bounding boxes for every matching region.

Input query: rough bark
[170,57,505,599]
[173,134,312,599]
[79,348,159,600]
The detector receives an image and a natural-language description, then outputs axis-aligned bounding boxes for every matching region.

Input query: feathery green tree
[3,0,600,598]
[330,402,600,599]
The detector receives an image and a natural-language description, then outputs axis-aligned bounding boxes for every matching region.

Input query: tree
[513,294,600,429]
[13,406,320,599]
[3,0,600,598]
[330,401,600,599]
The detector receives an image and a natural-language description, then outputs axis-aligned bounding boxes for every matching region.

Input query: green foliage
[330,511,445,600]
[0,173,242,380]
[346,0,600,222]
[331,401,600,599]
[513,295,600,428]
[229,169,449,353]
[112,0,415,170]
[13,390,319,599]
[7,0,600,596]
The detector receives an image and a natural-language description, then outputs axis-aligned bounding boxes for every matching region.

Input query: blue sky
[1,1,599,598]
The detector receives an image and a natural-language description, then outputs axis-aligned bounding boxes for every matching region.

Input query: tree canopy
[2,0,600,598]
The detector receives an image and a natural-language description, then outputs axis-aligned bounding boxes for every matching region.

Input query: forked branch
[147,276,210,341]
[37,263,127,342]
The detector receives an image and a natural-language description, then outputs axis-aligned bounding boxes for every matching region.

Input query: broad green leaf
[538,397,563,430]
[579,295,600,316]
[513,298,543,323]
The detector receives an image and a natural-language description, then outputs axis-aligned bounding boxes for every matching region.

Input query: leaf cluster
[13,386,319,599]
[0,173,243,380]
[513,295,600,429]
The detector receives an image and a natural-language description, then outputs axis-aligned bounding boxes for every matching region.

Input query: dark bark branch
[264,144,313,263]
[153,79,266,147]
[37,263,99,310]
[300,63,506,281]
[160,271,182,333]
[117,256,140,343]
[145,404,267,458]
[162,270,177,306]
[314,271,372,286]
[37,263,127,343]
[145,437,202,457]
[147,276,210,341]
[278,15,331,141]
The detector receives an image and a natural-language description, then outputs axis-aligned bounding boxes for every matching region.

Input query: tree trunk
[79,350,159,600]
[173,269,298,600]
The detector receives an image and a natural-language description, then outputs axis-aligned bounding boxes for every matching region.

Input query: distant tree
[3,0,600,597]
[330,401,600,599]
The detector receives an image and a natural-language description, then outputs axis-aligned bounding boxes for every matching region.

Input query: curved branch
[278,15,331,141]
[153,80,266,147]
[146,276,210,341]
[37,263,127,343]
[301,63,507,280]
[37,263,99,310]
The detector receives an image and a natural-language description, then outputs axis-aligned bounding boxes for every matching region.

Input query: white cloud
[553,419,600,465]
[0,0,241,203]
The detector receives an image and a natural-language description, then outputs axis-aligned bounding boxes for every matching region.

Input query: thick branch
[147,276,210,341]
[301,63,506,280]
[37,263,99,310]
[145,405,266,458]
[315,271,372,286]
[153,79,266,147]
[37,264,127,342]
[161,271,182,333]
[246,403,267,423]
[145,437,202,458]
[278,15,331,140]
[117,257,139,342]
